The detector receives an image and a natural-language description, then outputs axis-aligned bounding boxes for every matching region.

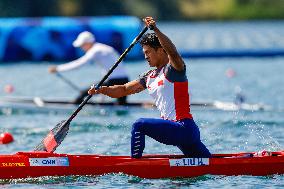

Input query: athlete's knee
[132,118,147,133]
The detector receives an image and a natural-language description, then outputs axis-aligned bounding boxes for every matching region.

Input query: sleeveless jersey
[139,64,193,121]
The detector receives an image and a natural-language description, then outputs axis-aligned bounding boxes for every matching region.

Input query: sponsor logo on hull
[1,162,26,167]
[29,157,69,166]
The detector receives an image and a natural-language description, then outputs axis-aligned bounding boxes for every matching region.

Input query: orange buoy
[4,84,14,94]
[0,132,14,144]
[225,68,236,78]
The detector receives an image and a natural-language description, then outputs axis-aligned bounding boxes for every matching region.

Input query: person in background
[234,85,245,106]
[48,31,129,104]
[88,17,211,158]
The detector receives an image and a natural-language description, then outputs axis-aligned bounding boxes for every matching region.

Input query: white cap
[72,31,95,47]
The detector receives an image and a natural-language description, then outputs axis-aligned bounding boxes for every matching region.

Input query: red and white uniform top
[139,63,193,121]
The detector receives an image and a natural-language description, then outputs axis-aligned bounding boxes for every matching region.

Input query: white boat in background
[0,96,155,115]
[212,100,271,111]
[0,96,273,115]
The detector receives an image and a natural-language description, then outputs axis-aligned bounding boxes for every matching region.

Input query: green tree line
[0,0,284,20]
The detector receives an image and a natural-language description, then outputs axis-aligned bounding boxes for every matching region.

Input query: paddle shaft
[56,72,81,92]
[65,26,149,124]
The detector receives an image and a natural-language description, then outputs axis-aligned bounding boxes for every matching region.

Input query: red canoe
[0,151,284,179]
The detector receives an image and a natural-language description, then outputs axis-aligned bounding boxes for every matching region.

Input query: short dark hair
[139,33,162,49]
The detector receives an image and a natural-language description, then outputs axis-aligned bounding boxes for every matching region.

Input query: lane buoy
[225,68,236,78]
[4,84,14,94]
[0,132,14,144]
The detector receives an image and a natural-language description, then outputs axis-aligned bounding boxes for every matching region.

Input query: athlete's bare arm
[88,80,145,98]
[144,17,185,71]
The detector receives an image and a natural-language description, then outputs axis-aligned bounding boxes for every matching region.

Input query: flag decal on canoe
[169,158,209,167]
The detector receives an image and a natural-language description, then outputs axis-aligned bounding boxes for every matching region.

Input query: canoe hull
[0,151,284,179]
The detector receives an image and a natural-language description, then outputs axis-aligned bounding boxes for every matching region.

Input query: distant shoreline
[0,0,283,21]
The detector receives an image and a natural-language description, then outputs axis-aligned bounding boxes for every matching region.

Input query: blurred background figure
[234,85,245,106]
[48,31,130,104]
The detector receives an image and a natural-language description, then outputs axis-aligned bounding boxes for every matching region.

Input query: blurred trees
[0,0,283,20]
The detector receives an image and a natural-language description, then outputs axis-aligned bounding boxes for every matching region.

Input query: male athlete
[88,17,211,158]
[49,31,129,104]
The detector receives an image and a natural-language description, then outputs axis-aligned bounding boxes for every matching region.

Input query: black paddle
[56,72,82,92]
[34,26,150,152]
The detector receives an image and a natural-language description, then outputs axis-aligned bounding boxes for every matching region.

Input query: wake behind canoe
[0,151,283,179]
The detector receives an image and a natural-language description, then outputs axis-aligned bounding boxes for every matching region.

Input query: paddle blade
[34,120,70,152]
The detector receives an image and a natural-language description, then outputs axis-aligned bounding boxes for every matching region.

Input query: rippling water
[0,25,284,188]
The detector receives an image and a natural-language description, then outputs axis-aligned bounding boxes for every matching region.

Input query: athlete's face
[142,45,165,68]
